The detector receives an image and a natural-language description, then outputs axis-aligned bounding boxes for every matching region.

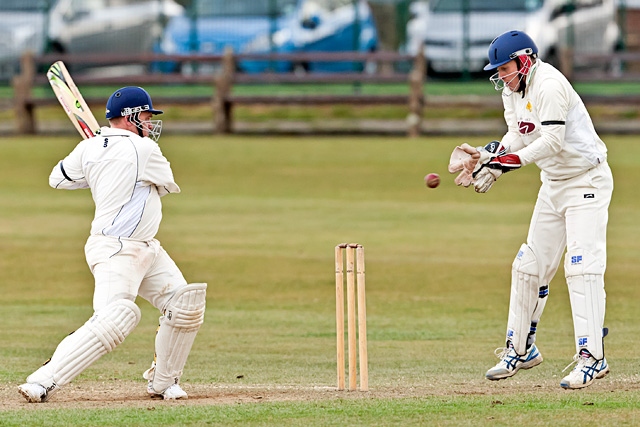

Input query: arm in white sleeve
[513,78,569,166]
[49,143,89,190]
[141,144,181,196]
[500,96,526,153]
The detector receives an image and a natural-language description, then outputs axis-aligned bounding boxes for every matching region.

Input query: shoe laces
[562,349,592,373]
[494,339,519,359]
[494,346,513,360]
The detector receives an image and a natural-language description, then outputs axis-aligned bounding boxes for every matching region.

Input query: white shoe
[160,384,188,400]
[148,382,188,400]
[142,361,155,382]
[485,343,543,380]
[560,349,609,389]
[146,380,156,396]
[143,361,187,400]
[18,383,49,403]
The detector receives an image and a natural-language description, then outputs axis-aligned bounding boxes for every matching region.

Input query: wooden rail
[561,49,640,82]
[12,49,425,137]
[13,48,639,137]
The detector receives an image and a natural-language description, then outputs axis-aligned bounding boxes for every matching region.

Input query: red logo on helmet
[519,121,536,134]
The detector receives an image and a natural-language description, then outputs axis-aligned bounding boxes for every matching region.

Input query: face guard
[489,48,535,96]
[127,111,162,142]
[106,87,163,141]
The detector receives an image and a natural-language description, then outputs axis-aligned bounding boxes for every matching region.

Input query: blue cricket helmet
[484,30,538,71]
[105,86,163,119]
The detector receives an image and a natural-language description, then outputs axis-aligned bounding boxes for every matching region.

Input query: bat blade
[47,61,101,139]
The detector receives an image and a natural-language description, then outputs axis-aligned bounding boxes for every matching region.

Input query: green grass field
[1,134,639,426]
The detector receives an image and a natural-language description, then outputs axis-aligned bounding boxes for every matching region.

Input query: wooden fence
[12,49,425,137]
[10,48,640,137]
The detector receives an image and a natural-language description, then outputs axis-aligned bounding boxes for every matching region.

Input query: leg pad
[151,283,207,393]
[27,299,141,394]
[508,244,541,354]
[565,249,606,359]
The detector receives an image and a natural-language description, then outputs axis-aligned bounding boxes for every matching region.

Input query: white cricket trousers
[529,161,613,286]
[523,161,613,358]
[85,235,188,312]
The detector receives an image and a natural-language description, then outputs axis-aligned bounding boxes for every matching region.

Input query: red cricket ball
[424,173,440,188]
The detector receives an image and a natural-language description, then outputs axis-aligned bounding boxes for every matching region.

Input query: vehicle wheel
[48,40,65,54]
[606,39,625,76]
[364,48,378,75]
[293,62,309,75]
[545,48,560,69]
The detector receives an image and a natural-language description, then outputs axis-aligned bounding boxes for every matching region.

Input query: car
[48,0,183,55]
[154,0,379,74]
[406,0,621,75]
[0,0,183,81]
[403,1,431,56]
[0,0,49,80]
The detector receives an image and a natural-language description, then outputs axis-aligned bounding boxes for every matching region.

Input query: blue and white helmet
[105,87,163,141]
[484,30,538,71]
[105,86,163,119]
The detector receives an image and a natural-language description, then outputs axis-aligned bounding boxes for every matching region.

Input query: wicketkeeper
[18,86,207,402]
[450,30,613,389]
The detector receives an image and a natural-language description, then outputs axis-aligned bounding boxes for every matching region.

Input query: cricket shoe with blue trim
[560,349,609,389]
[485,343,543,380]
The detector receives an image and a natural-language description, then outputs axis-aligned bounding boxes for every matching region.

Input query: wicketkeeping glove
[472,141,521,193]
[473,141,507,171]
[448,143,481,187]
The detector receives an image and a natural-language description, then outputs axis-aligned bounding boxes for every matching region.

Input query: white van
[407,0,621,74]
[0,0,183,81]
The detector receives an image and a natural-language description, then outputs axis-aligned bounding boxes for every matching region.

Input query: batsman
[449,31,613,389]
[18,86,207,402]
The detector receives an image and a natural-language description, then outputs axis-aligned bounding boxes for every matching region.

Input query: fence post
[558,47,574,81]
[214,47,235,133]
[12,52,37,135]
[407,44,425,137]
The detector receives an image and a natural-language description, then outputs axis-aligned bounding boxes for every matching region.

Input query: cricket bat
[46,61,101,139]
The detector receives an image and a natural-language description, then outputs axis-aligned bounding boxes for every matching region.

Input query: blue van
[155,0,379,73]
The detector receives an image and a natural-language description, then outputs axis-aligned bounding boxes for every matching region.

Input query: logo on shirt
[526,101,532,112]
[584,193,595,198]
[519,120,536,134]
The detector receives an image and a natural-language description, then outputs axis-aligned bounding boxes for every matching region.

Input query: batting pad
[565,249,606,359]
[507,244,540,355]
[151,283,207,393]
[27,299,141,392]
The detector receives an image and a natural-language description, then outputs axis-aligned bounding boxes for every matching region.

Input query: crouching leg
[19,299,141,402]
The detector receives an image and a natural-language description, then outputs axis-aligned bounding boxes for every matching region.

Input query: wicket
[335,243,368,391]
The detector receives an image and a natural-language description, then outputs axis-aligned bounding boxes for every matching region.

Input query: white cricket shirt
[500,60,607,181]
[49,127,180,241]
